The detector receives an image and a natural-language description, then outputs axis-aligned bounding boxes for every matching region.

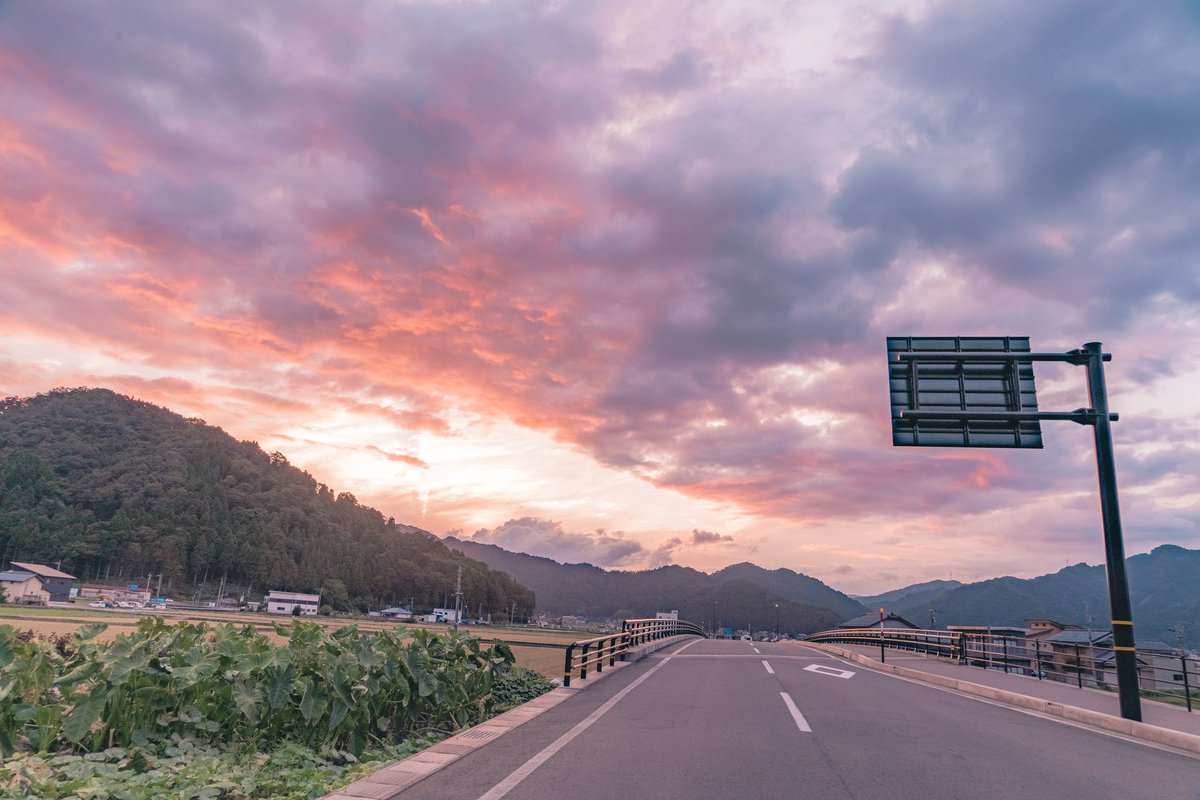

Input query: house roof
[10,561,76,580]
[838,612,919,629]
[0,570,42,584]
[1048,630,1111,645]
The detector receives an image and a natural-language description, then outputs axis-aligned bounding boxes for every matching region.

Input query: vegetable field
[0,618,554,798]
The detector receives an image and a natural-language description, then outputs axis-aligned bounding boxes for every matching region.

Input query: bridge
[324,623,1199,800]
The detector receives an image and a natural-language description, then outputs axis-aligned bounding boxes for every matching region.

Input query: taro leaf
[55,661,102,687]
[11,703,36,721]
[264,666,293,710]
[233,682,260,725]
[299,681,327,722]
[418,671,438,698]
[62,683,107,744]
[328,699,349,731]
[72,623,108,643]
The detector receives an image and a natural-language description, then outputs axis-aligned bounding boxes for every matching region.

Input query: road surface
[389,638,1199,800]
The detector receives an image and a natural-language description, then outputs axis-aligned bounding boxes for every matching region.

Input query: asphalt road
[393,638,1199,800]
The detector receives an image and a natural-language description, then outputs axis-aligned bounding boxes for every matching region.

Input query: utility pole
[453,566,463,633]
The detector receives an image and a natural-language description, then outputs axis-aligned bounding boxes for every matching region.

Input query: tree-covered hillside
[0,388,534,616]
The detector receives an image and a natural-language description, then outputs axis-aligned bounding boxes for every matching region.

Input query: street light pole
[774,602,780,639]
[1083,342,1141,722]
[712,601,718,638]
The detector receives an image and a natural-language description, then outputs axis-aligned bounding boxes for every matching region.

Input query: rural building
[9,562,76,602]
[656,610,679,620]
[0,570,50,605]
[78,584,152,604]
[265,590,320,615]
[418,608,459,624]
[838,612,919,630]
[379,607,414,620]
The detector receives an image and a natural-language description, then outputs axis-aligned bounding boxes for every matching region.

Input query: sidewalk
[806,642,1200,753]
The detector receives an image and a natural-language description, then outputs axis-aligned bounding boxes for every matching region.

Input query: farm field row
[0,604,582,676]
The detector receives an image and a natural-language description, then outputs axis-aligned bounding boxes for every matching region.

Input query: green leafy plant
[0,619,517,758]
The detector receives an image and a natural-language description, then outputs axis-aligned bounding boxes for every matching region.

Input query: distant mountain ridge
[443,537,866,634]
[855,579,963,610]
[868,546,1199,644]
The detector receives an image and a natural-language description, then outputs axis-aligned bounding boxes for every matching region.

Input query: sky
[1,1,1198,594]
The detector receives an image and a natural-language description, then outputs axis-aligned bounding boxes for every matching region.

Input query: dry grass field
[0,605,582,677]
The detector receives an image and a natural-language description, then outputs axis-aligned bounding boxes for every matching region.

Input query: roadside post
[879,608,886,664]
[887,336,1141,721]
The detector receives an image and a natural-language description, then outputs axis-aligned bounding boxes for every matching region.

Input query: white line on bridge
[780,692,812,733]
[762,660,775,674]
[476,638,703,800]
[752,646,761,654]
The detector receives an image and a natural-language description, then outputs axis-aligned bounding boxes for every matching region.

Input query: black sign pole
[1083,342,1142,722]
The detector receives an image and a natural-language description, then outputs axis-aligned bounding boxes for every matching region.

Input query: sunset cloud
[1,1,1197,591]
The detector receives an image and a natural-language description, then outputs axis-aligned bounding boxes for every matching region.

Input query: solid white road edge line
[780,692,812,733]
[476,638,704,800]
[763,660,775,674]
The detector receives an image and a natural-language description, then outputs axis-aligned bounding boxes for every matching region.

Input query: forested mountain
[712,562,865,619]
[443,538,862,634]
[877,546,1200,644]
[0,388,534,617]
[855,579,963,610]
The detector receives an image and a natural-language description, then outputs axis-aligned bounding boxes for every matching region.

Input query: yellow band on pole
[1111,620,1133,625]
[1113,645,1137,652]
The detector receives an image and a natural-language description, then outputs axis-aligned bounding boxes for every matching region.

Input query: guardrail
[562,618,707,687]
[806,627,1200,711]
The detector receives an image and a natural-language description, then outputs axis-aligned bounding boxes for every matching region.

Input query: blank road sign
[888,336,1043,448]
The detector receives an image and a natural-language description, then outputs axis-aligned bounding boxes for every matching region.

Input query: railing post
[580,642,590,681]
[1002,636,1009,674]
[1075,644,1084,688]
[1182,654,1193,713]
[563,643,575,688]
[1035,640,1043,680]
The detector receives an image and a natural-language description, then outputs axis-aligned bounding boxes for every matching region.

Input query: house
[1025,619,1082,640]
[1096,639,1188,691]
[0,570,50,606]
[8,562,76,602]
[265,590,321,615]
[838,612,919,630]
[1043,630,1112,682]
[656,610,679,620]
[77,583,152,604]
[379,607,414,621]
[429,607,460,624]
[947,625,1032,673]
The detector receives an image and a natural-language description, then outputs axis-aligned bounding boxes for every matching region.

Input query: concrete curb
[622,634,693,663]
[808,643,1200,756]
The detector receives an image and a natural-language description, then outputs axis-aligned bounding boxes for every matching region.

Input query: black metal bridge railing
[806,627,1200,711]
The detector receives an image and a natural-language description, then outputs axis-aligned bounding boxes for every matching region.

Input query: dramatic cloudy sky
[2,1,1197,593]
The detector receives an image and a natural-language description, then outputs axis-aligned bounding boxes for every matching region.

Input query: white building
[656,610,679,620]
[265,590,321,615]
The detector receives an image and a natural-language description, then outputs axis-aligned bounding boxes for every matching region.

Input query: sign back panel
[888,336,1042,448]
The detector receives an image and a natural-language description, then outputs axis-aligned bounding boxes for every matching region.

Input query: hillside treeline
[0,388,534,616]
